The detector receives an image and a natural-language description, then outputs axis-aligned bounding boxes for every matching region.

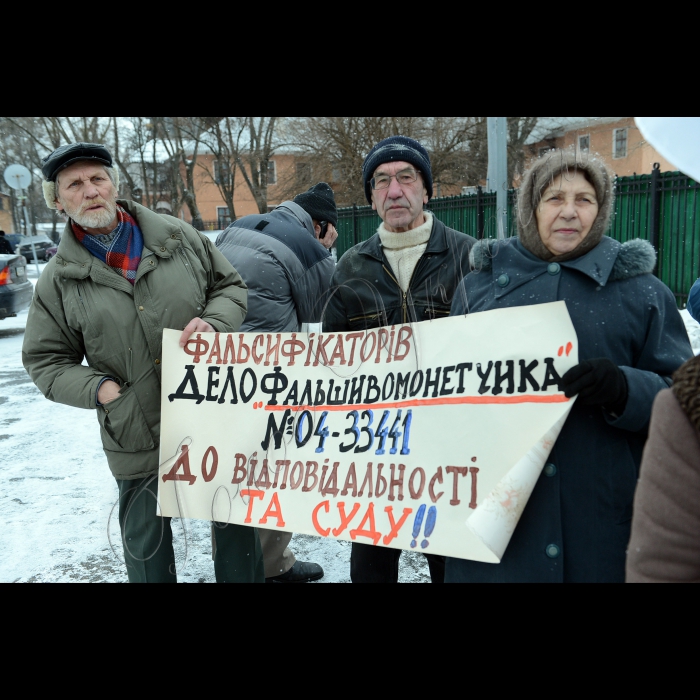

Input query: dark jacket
[216,202,335,333]
[0,236,14,255]
[687,278,700,323]
[23,201,248,480]
[324,216,476,332]
[447,236,693,584]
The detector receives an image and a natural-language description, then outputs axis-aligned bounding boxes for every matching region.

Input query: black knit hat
[362,136,433,204]
[294,183,338,227]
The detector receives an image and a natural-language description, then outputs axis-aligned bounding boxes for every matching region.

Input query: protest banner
[158,301,578,564]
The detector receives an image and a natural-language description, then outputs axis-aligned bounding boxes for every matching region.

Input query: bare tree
[508,117,541,184]
[0,117,66,237]
[189,117,283,218]
[3,116,138,198]
[148,117,208,229]
[1,117,210,226]
[0,116,566,236]
[3,116,112,153]
[122,117,162,210]
[236,117,280,214]
[420,117,485,196]
[284,117,425,205]
[195,117,244,222]
[110,117,139,200]
[284,117,546,205]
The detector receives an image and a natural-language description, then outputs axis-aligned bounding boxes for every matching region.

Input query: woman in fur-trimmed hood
[447,149,693,584]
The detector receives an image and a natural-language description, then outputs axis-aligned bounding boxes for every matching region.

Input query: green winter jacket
[22,201,248,480]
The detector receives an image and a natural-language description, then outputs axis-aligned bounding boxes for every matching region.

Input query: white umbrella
[636,117,700,181]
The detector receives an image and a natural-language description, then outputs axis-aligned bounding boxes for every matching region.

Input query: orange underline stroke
[266,395,571,412]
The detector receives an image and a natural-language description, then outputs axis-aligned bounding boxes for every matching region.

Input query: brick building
[129,139,322,231]
[527,117,678,176]
[0,192,14,233]
[190,152,313,230]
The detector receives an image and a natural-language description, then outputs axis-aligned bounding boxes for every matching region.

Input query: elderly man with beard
[23,143,264,584]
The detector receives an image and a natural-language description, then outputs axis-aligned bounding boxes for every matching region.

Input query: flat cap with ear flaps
[42,143,113,182]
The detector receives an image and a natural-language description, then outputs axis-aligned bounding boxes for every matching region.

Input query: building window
[579,135,590,152]
[614,129,628,159]
[296,162,311,184]
[214,160,231,185]
[268,160,277,186]
[217,206,231,230]
[0,197,4,211]
[149,164,169,193]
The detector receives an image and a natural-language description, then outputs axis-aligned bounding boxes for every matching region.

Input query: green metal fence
[609,168,700,307]
[336,167,700,308]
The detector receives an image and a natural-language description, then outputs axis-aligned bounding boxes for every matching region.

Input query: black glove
[561,359,629,415]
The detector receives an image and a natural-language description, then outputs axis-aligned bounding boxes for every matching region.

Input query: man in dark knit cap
[323,135,477,584]
[216,183,338,583]
[294,182,340,252]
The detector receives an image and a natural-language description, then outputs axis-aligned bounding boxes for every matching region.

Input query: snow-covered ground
[3,267,700,584]
[0,267,429,583]
[681,310,700,355]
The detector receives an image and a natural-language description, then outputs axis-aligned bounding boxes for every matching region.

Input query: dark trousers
[351,543,445,584]
[117,477,264,584]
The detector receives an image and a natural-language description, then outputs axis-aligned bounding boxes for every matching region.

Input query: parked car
[202,231,225,244]
[0,254,33,320]
[45,245,58,261]
[5,233,22,253]
[16,235,55,264]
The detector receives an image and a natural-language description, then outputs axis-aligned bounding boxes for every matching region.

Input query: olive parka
[447,236,693,583]
[22,200,248,481]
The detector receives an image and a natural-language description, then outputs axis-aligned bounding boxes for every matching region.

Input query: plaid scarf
[72,205,144,285]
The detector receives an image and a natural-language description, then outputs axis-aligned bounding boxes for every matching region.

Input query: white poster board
[159,302,578,564]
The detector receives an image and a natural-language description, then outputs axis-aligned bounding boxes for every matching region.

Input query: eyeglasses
[371,168,421,191]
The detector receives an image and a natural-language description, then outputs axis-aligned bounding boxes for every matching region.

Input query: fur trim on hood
[42,166,120,210]
[517,148,616,263]
[608,239,657,282]
[470,237,657,281]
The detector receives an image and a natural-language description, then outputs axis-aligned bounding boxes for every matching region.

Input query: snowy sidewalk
[681,310,700,355]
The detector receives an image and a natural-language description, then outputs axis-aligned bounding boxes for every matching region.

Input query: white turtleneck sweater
[378,212,433,293]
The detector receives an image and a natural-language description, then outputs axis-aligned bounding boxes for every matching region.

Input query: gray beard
[64,200,118,231]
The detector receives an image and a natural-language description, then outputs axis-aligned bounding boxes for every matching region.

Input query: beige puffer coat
[627,356,700,583]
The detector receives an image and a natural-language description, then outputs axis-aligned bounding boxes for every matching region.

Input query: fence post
[477,186,485,240]
[649,163,661,259]
[352,204,358,246]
